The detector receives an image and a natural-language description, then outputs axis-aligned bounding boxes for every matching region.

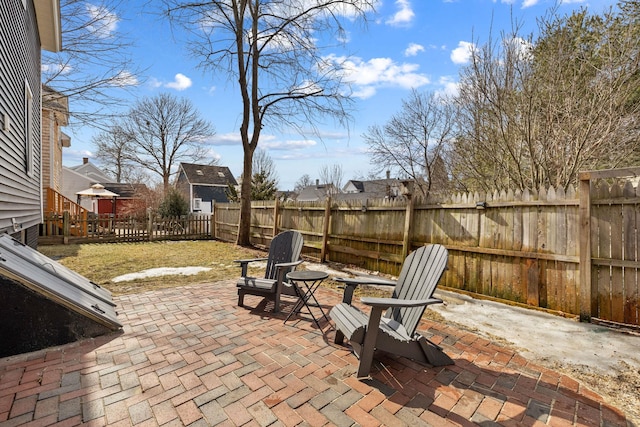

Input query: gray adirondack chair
[236,230,304,313]
[330,244,454,377]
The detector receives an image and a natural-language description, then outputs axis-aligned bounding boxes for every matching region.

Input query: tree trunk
[236,150,253,246]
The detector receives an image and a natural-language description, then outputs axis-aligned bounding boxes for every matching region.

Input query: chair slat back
[264,231,304,280]
[389,245,448,335]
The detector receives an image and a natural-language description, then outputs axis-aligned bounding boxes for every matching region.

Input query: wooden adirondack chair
[236,230,304,313]
[330,244,454,377]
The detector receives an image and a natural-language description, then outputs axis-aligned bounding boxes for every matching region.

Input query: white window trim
[24,79,34,177]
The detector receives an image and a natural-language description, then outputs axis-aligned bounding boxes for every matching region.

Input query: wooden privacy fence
[213,167,640,327]
[40,213,213,244]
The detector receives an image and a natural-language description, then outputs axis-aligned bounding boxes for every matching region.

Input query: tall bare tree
[42,0,141,128]
[363,90,456,197]
[92,123,134,182]
[121,93,216,192]
[451,5,640,192]
[163,0,374,246]
[318,163,344,194]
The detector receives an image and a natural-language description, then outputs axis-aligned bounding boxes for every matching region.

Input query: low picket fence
[40,213,212,244]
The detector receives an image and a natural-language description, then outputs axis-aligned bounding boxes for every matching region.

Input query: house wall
[42,110,65,193]
[175,169,192,208]
[0,0,43,246]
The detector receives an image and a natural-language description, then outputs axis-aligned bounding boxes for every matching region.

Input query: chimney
[386,170,391,179]
[83,157,89,164]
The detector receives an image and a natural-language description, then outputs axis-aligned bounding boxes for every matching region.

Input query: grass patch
[38,240,265,295]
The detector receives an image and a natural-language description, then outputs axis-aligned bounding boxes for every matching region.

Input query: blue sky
[61,0,617,190]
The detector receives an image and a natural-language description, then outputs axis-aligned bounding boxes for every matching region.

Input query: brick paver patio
[0,280,630,426]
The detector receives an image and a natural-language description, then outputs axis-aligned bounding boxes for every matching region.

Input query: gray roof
[102,183,149,199]
[340,178,406,201]
[179,163,238,186]
[67,161,111,183]
[296,184,338,202]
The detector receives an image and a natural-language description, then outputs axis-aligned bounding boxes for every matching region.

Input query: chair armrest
[274,259,304,270]
[334,276,397,305]
[360,297,443,309]
[334,276,397,287]
[234,257,268,264]
[274,259,304,284]
[234,258,268,277]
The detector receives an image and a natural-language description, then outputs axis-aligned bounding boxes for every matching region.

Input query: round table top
[286,270,329,281]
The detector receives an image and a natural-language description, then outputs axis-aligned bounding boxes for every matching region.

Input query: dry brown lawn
[38,240,267,295]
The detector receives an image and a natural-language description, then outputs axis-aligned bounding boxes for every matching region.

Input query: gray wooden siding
[0,0,43,235]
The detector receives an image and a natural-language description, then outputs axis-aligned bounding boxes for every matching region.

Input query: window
[217,171,225,178]
[193,198,202,211]
[196,170,204,176]
[24,80,34,176]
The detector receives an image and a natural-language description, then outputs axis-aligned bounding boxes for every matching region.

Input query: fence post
[214,202,217,239]
[62,211,70,245]
[147,212,154,242]
[578,174,592,322]
[402,195,415,260]
[321,197,332,262]
[272,198,280,238]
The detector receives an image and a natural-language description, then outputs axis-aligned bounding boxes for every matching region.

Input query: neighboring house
[340,172,407,201]
[61,158,112,211]
[98,183,149,216]
[62,159,148,215]
[0,0,61,248]
[175,163,238,213]
[41,85,71,213]
[41,86,70,195]
[296,180,340,202]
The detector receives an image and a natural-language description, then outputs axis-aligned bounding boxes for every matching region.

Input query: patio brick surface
[0,280,631,426]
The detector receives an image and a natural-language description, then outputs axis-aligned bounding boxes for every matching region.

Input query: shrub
[157,188,189,217]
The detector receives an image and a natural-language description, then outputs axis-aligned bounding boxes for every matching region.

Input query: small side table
[284,270,329,328]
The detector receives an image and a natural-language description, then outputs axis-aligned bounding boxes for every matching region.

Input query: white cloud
[109,70,138,87]
[165,73,192,91]
[327,54,430,99]
[386,0,415,26]
[86,4,119,39]
[435,76,459,98]
[204,149,222,162]
[261,139,317,150]
[450,41,475,65]
[42,62,71,75]
[210,132,242,146]
[404,43,425,57]
[522,0,539,7]
[504,36,533,61]
[148,77,163,88]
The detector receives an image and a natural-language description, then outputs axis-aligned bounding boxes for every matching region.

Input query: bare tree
[121,93,216,192]
[93,123,134,182]
[42,0,142,128]
[451,6,640,192]
[294,174,314,192]
[319,164,344,194]
[363,90,456,197]
[163,0,375,246]
[252,148,278,187]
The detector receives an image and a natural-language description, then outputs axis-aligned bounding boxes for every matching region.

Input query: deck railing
[44,188,89,236]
